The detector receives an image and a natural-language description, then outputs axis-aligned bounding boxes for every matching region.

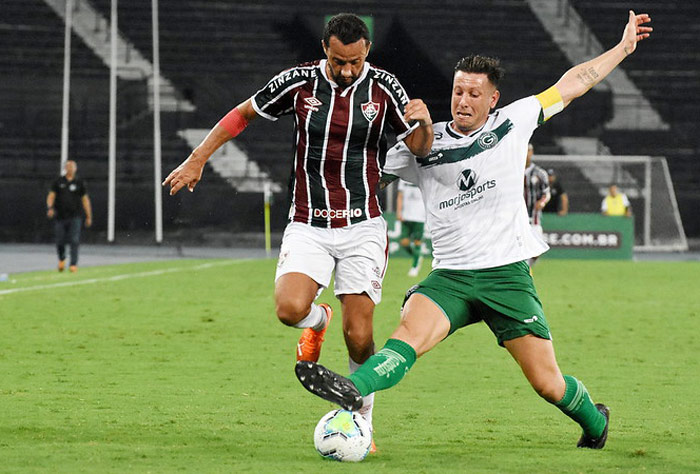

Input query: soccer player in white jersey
[524,143,550,267]
[396,179,427,276]
[296,11,652,450]
[163,13,433,449]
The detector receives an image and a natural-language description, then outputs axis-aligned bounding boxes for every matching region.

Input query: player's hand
[162,153,205,195]
[85,216,92,228]
[404,99,432,127]
[620,10,652,56]
[47,208,54,219]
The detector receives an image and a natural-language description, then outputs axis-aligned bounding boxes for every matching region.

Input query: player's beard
[328,68,357,88]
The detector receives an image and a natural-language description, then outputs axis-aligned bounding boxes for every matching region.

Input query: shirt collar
[320,59,370,96]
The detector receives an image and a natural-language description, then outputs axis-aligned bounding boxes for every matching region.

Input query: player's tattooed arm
[548,11,651,109]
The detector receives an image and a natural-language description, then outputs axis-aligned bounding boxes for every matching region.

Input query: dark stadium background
[1,0,698,246]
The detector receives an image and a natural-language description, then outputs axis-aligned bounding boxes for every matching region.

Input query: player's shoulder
[495,95,540,118]
[367,63,409,98]
[367,63,400,83]
[261,60,322,94]
[535,164,548,175]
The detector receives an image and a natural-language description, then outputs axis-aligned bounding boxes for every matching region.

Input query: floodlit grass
[1,257,699,472]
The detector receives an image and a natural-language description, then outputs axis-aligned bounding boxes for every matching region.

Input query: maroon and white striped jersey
[524,163,550,225]
[251,59,416,228]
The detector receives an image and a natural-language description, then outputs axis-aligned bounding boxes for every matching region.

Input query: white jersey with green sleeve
[384,95,551,270]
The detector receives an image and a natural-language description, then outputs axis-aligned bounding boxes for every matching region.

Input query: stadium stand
[1,0,697,241]
[569,0,700,235]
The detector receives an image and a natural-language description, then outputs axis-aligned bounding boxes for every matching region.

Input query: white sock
[292,304,327,331]
[349,357,375,429]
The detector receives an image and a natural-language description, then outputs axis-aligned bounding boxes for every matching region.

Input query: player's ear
[490,89,501,109]
[365,40,372,56]
[321,39,329,56]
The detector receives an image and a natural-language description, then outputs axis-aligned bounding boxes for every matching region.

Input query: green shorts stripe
[409,261,552,346]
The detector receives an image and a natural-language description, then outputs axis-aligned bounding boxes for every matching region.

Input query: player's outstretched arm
[552,10,652,109]
[163,99,258,195]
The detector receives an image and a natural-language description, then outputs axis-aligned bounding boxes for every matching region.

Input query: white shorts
[275,217,389,304]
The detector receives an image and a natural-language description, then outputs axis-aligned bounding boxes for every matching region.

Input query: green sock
[411,244,421,267]
[555,375,606,438]
[349,339,417,397]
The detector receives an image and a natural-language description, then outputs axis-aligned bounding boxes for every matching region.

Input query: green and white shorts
[404,261,552,346]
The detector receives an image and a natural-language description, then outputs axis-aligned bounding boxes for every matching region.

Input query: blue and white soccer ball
[313,409,372,462]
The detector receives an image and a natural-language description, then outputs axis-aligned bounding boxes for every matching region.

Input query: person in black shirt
[46,160,92,272]
[543,168,569,216]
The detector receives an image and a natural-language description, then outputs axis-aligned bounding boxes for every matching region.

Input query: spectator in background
[543,168,569,215]
[524,143,550,267]
[46,160,92,272]
[601,184,631,216]
[396,179,426,277]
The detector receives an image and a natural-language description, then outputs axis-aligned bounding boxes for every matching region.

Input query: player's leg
[55,219,67,271]
[349,292,450,393]
[274,223,335,361]
[478,261,609,447]
[339,293,375,364]
[295,291,450,410]
[339,292,377,452]
[504,335,609,448]
[331,217,389,442]
[407,222,425,276]
[68,216,82,271]
[399,221,412,255]
[275,272,324,327]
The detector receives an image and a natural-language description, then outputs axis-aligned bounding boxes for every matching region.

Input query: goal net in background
[536,155,688,251]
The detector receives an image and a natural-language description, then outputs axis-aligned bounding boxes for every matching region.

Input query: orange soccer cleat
[57,260,66,272]
[369,439,377,454]
[296,303,332,362]
[69,265,78,273]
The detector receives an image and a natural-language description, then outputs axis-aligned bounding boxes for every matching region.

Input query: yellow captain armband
[535,86,564,122]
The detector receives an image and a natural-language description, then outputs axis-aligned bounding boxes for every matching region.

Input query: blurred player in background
[396,179,426,277]
[524,143,550,267]
[296,10,653,450]
[46,160,92,273]
[543,168,569,215]
[601,183,631,216]
[163,13,433,447]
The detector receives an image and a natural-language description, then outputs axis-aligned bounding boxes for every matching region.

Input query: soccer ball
[313,409,372,462]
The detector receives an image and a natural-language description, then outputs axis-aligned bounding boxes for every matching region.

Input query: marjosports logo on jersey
[439,169,496,210]
[456,169,477,191]
[313,208,363,219]
[361,101,380,122]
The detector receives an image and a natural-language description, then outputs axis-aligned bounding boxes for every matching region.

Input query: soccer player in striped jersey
[163,13,433,445]
[524,143,550,266]
[296,11,653,450]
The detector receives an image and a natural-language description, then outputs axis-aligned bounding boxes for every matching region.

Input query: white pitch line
[0,260,247,296]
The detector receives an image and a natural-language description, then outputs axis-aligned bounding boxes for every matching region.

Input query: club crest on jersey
[303,96,322,112]
[361,101,380,122]
[457,169,477,191]
[477,131,499,149]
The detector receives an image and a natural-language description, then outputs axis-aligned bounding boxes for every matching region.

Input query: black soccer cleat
[295,361,363,411]
[577,403,610,449]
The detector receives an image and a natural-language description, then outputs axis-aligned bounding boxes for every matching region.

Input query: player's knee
[531,377,564,403]
[275,298,309,326]
[343,326,374,360]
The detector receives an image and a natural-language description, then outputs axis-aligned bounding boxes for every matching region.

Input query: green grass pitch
[1,257,699,472]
